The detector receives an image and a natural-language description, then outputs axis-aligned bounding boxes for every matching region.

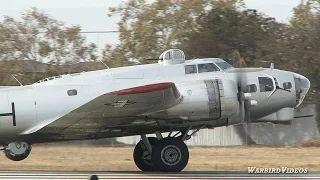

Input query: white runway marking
[0,172,320,180]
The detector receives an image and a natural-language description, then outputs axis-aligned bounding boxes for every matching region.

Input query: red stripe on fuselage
[107,82,174,95]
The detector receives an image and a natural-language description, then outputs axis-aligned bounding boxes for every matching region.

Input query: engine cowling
[4,142,32,161]
[166,79,241,126]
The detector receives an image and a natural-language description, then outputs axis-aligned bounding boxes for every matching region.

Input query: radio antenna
[146,58,161,60]
[11,74,23,86]
[99,59,110,69]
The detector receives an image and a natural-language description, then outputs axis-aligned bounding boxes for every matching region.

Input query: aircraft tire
[88,175,99,180]
[152,137,189,172]
[4,142,32,161]
[133,137,158,171]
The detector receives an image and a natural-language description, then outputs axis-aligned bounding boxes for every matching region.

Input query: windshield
[215,61,234,71]
[293,73,310,107]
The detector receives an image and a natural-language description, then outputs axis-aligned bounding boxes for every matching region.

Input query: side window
[198,63,219,73]
[246,84,257,93]
[185,65,197,74]
[283,82,292,90]
[274,78,279,87]
[258,77,274,92]
[67,89,78,96]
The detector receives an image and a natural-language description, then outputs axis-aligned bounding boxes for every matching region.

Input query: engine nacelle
[4,142,32,161]
[166,79,240,126]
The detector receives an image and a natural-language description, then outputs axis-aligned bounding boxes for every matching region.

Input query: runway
[1,172,320,180]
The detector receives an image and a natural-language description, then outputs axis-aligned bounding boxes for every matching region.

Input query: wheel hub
[3,141,32,161]
[7,142,29,155]
[161,145,181,166]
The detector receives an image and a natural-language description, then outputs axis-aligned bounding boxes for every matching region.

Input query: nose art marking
[0,102,16,126]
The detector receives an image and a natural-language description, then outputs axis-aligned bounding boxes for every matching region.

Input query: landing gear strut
[133,137,158,171]
[133,128,197,172]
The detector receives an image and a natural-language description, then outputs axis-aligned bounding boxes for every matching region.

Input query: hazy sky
[0,0,301,52]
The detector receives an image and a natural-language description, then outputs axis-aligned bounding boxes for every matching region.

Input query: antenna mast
[11,74,23,86]
[79,30,119,70]
[99,59,110,69]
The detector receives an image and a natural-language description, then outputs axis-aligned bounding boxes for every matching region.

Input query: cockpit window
[198,63,219,73]
[215,62,233,71]
[283,82,292,90]
[258,77,274,92]
[185,65,197,74]
[246,84,257,93]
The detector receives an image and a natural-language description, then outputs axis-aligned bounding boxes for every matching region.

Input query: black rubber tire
[133,137,158,172]
[88,175,99,180]
[152,137,189,172]
[4,144,32,161]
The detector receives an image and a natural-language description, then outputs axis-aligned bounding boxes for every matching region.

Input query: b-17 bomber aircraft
[0,49,310,172]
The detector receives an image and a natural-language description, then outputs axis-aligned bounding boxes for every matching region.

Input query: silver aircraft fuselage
[0,58,310,144]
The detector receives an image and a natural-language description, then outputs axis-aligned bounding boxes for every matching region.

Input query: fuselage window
[246,84,257,93]
[283,82,292,90]
[258,77,274,92]
[67,89,78,96]
[274,78,279,87]
[185,65,197,74]
[198,63,219,73]
[215,61,233,71]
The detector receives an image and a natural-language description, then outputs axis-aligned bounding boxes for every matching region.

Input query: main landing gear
[133,128,201,172]
[1,142,32,161]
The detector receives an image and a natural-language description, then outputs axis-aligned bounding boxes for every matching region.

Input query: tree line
[0,0,319,103]
[107,0,319,102]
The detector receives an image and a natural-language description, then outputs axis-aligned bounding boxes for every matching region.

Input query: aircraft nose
[293,73,310,107]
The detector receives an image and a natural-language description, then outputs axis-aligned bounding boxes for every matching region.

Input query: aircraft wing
[90,82,181,117]
[26,82,182,142]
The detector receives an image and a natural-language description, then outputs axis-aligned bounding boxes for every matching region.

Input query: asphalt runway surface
[1,171,320,180]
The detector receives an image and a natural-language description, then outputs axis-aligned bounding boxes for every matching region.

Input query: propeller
[231,50,247,68]
[228,50,257,145]
[228,50,255,123]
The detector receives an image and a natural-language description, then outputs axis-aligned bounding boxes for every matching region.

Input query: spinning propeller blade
[229,50,252,123]
[229,50,257,145]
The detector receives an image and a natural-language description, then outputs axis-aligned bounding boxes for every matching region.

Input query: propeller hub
[243,93,252,100]
[249,100,258,107]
